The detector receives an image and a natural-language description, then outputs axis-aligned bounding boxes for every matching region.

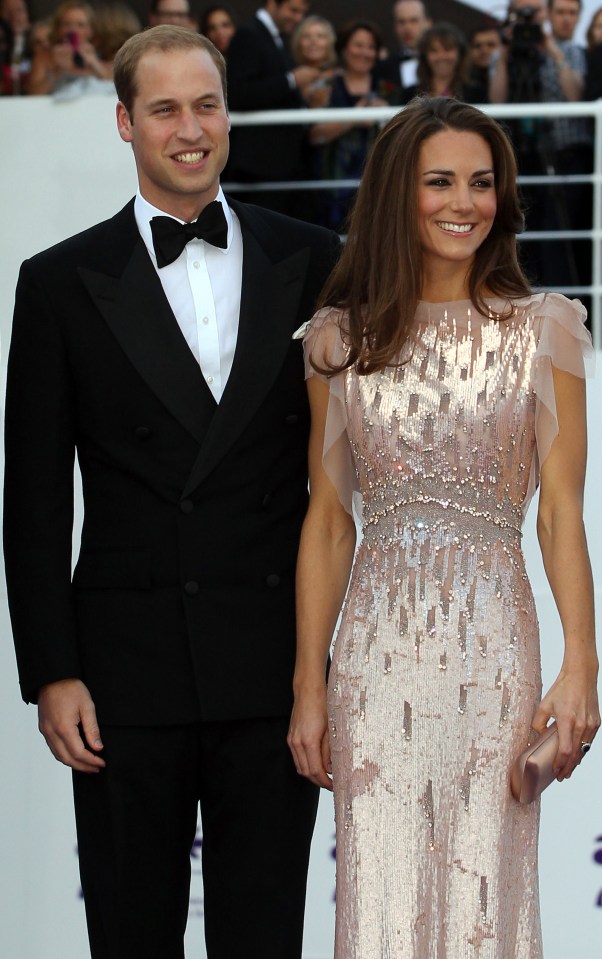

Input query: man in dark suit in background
[4,26,339,959]
[225,0,318,217]
[376,0,431,98]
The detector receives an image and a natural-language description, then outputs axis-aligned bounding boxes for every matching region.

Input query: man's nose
[177,109,202,141]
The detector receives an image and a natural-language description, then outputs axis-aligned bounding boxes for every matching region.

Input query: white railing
[225,100,602,349]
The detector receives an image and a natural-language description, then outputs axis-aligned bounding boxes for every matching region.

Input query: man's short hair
[113,25,227,117]
[468,24,500,44]
[150,0,190,13]
[394,0,429,16]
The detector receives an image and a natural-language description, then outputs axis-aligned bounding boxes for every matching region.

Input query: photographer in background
[490,0,584,105]
[489,0,590,291]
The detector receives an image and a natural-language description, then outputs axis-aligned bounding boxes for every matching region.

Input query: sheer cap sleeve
[303,308,360,516]
[527,292,595,507]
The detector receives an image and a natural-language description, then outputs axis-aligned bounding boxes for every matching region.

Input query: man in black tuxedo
[225,0,319,217]
[376,0,431,98]
[4,26,339,959]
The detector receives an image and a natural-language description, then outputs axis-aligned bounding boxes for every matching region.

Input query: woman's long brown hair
[417,23,469,98]
[315,96,531,376]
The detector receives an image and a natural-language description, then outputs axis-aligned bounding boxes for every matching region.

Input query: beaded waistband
[363,494,523,536]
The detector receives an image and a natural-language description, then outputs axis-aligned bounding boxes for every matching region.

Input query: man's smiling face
[116,46,230,222]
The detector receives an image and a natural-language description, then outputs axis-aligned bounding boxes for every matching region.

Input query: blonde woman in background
[291,14,337,107]
[29,0,112,95]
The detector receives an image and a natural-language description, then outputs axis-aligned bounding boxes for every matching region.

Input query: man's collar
[256,7,280,39]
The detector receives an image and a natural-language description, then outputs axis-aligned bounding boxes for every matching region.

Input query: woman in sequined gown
[288,98,599,959]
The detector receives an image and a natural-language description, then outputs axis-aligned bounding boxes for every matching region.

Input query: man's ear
[116,101,134,144]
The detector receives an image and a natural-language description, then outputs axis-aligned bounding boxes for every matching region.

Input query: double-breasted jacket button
[134,426,152,440]
[265,574,280,589]
[180,500,193,514]
[184,581,199,596]
[261,493,271,508]
[284,414,299,426]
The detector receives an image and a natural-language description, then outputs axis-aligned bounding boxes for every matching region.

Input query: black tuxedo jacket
[374,55,405,90]
[4,198,340,725]
[225,16,308,182]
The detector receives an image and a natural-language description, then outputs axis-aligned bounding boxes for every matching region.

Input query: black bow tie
[150,201,228,268]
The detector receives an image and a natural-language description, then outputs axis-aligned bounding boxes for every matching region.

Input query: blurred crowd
[2,0,600,286]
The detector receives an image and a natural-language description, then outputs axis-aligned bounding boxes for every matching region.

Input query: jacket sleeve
[3,258,82,703]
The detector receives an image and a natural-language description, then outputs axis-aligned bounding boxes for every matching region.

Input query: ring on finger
[580,741,592,756]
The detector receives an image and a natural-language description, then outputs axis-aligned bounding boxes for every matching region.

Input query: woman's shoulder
[300,306,350,374]
[508,291,588,332]
[303,305,349,338]
[516,292,594,381]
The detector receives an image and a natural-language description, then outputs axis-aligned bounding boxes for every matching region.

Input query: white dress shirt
[134,187,243,403]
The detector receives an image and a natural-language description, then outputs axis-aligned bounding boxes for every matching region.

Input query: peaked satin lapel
[79,239,216,446]
[181,226,310,498]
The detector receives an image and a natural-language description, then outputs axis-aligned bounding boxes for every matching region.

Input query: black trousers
[73,717,319,959]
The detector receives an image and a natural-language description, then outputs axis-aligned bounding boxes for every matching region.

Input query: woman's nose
[450,185,474,212]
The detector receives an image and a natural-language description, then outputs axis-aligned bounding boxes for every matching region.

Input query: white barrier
[0,96,600,958]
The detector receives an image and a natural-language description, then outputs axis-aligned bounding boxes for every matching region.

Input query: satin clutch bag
[510,723,559,804]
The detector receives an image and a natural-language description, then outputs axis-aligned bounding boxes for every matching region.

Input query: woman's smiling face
[416,129,497,274]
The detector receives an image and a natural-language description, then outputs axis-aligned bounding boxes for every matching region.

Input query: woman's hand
[292,64,321,92]
[78,40,103,72]
[50,41,78,74]
[356,95,387,107]
[288,685,333,790]
[50,39,110,79]
[532,662,600,780]
[354,95,388,127]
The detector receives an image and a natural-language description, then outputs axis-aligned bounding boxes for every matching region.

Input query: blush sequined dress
[303,293,593,959]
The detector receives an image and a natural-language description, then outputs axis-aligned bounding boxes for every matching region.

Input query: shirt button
[193,261,200,269]
[134,426,152,440]
[266,574,280,589]
[206,375,214,385]
[184,581,199,596]
[285,414,299,426]
[202,316,209,324]
[180,500,193,514]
